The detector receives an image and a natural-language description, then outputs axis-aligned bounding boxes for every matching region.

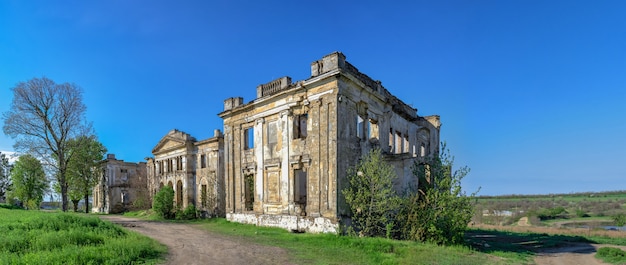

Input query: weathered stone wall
[195,130,225,216]
[219,52,440,232]
[148,130,198,209]
[227,213,338,233]
[92,154,147,213]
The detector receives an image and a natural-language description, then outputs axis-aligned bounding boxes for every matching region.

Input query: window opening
[244,174,254,211]
[176,180,183,207]
[201,184,207,208]
[293,114,308,139]
[244,128,254,149]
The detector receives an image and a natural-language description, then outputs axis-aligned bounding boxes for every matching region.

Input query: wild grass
[0,206,166,265]
[196,218,528,265]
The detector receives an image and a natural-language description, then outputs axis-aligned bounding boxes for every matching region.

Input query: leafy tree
[153,186,175,219]
[66,135,107,213]
[2,77,92,211]
[9,154,47,209]
[398,143,477,245]
[0,152,10,201]
[342,149,401,237]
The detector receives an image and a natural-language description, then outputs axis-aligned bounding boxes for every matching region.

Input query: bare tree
[2,77,91,211]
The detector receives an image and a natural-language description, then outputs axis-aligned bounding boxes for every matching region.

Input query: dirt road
[98,215,292,265]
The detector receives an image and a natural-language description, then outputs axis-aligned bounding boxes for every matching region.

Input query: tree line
[1,77,106,212]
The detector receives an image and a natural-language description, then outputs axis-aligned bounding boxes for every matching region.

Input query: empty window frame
[201,184,207,208]
[389,128,394,153]
[244,174,254,211]
[200,154,207,168]
[356,115,364,139]
[293,114,308,139]
[294,169,307,205]
[403,134,409,153]
[395,131,402,154]
[244,127,254,150]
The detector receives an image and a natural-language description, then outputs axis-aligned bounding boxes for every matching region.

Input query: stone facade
[145,129,225,216]
[219,52,440,232]
[92,154,148,213]
[140,52,440,232]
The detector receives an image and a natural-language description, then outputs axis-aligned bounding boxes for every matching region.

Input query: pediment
[151,129,196,154]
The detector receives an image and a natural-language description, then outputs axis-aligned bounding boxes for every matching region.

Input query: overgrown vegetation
[152,186,198,220]
[152,186,175,219]
[342,145,476,245]
[0,206,165,264]
[398,144,476,245]
[197,218,519,265]
[342,149,401,238]
[596,247,626,264]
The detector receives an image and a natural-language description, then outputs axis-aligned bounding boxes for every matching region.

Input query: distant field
[477,190,626,202]
[474,190,626,227]
[0,206,165,265]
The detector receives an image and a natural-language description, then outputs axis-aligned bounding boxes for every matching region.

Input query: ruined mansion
[93,52,440,233]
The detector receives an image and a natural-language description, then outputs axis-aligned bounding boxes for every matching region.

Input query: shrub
[397,143,476,245]
[342,149,401,238]
[176,205,197,220]
[152,186,174,219]
[596,247,626,264]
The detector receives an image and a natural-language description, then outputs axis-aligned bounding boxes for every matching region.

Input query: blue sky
[1,1,625,195]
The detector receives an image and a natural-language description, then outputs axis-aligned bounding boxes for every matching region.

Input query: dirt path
[98,215,292,265]
[534,243,626,265]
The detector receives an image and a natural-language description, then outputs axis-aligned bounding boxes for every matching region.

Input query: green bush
[596,247,626,264]
[152,186,175,219]
[176,204,197,220]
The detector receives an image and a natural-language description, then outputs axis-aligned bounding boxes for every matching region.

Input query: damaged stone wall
[145,129,225,214]
[92,154,148,214]
[195,130,225,217]
[220,52,440,232]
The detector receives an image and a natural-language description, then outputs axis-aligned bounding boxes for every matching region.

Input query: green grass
[195,218,527,265]
[0,206,166,265]
[596,247,626,264]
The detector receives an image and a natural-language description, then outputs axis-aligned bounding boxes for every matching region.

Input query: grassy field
[0,205,166,265]
[192,218,528,265]
[122,209,533,264]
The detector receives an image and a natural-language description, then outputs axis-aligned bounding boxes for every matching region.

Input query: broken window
[201,184,207,208]
[294,169,307,206]
[356,115,364,139]
[244,127,254,150]
[244,174,254,211]
[403,134,409,153]
[368,119,378,140]
[177,156,183,170]
[201,154,206,168]
[176,180,183,207]
[395,131,402,154]
[268,121,277,155]
[389,128,394,153]
[293,114,308,139]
